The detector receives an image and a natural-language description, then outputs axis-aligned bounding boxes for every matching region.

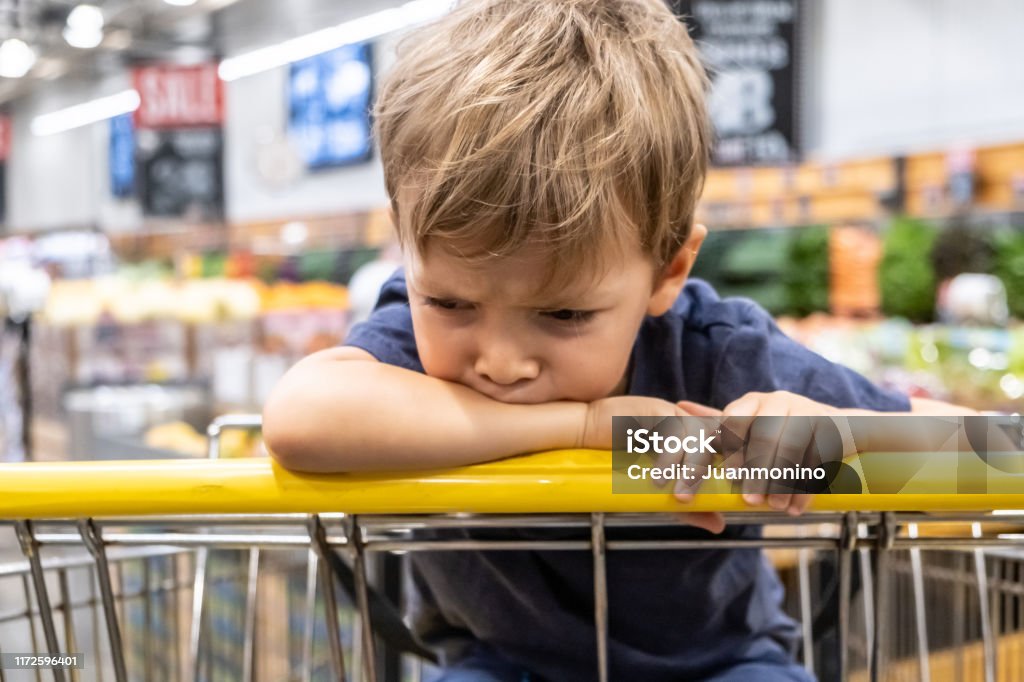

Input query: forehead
[407,241,649,306]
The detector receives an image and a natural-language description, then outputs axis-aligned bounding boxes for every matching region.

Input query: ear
[647,223,707,317]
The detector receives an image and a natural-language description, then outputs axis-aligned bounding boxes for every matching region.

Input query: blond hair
[374,0,710,275]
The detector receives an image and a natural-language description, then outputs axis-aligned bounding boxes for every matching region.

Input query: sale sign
[132,63,225,219]
[133,63,223,129]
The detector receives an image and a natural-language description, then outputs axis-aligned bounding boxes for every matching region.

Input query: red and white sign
[0,116,11,161]
[133,63,224,129]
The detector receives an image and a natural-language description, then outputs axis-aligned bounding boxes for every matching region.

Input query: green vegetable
[691,229,793,315]
[880,216,938,322]
[720,229,791,277]
[993,227,1024,319]
[200,252,226,278]
[783,225,830,316]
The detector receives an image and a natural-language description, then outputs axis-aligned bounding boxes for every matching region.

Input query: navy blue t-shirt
[346,270,910,681]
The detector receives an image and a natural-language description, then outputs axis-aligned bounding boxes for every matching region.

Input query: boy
[263,1,964,679]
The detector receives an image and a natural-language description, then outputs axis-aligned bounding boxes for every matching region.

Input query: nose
[473,337,540,386]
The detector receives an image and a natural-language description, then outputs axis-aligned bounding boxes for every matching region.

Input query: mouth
[466,379,546,404]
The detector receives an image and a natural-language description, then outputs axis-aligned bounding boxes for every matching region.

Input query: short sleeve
[710,301,911,412]
[343,269,425,373]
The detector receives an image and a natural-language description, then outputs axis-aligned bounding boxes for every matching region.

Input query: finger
[646,416,685,489]
[787,494,813,516]
[649,420,687,489]
[803,417,847,496]
[673,469,711,502]
[725,392,766,417]
[721,395,767,504]
[674,512,726,534]
[718,413,753,465]
[743,414,786,504]
[674,416,720,499]
[720,394,760,464]
[676,400,723,417]
[768,414,814,511]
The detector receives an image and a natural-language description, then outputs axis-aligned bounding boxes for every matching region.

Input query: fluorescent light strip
[31,89,140,136]
[218,0,452,82]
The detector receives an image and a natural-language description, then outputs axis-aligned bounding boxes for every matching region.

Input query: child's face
[404,230,703,405]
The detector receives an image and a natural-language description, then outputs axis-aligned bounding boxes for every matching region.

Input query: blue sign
[289,43,374,170]
[110,113,135,198]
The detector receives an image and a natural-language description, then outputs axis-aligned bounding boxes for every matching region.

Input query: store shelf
[697,141,1024,228]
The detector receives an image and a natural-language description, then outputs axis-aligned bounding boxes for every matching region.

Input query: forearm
[838,398,979,454]
[263,356,586,472]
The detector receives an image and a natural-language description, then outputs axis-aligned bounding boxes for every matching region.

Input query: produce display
[994,228,1024,319]
[7,212,1021,461]
[828,225,882,317]
[40,276,349,326]
[43,277,262,326]
[784,225,830,317]
[777,315,1024,412]
[880,216,939,322]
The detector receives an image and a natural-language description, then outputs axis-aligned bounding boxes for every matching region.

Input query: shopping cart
[2,415,1024,682]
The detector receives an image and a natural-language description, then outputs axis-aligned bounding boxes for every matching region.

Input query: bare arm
[841,397,980,453]
[262,347,587,472]
[908,397,978,416]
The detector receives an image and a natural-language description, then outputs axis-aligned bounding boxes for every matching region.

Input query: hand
[580,395,728,534]
[579,395,692,450]
[677,392,855,517]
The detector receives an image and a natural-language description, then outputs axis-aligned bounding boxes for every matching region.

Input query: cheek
[411,312,468,380]
[546,326,636,397]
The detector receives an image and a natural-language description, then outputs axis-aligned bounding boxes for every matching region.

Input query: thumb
[677,400,723,417]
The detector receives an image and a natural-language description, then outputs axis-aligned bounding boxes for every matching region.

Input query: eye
[542,309,596,323]
[423,296,464,310]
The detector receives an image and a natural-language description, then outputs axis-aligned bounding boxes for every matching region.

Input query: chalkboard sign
[137,127,224,220]
[670,0,801,166]
[288,43,374,169]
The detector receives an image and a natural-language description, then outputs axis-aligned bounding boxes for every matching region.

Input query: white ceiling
[0,0,243,105]
[0,0,411,106]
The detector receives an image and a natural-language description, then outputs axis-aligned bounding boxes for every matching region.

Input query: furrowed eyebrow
[413,283,477,304]
[411,278,598,309]
[525,286,608,309]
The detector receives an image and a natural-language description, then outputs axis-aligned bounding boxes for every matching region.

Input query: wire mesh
[0,513,1023,681]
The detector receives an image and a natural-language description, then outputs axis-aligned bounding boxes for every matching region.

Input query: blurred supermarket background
[0,0,1022,465]
[0,0,1022,679]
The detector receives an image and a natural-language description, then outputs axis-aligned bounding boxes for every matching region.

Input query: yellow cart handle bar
[3,450,1024,519]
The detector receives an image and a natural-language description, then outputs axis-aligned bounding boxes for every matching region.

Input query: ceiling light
[163,0,199,6]
[32,89,140,136]
[0,39,37,78]
[64,26,104,48]
[67,4,104,31]
[218,0,452,82]
[64,4,104,49]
